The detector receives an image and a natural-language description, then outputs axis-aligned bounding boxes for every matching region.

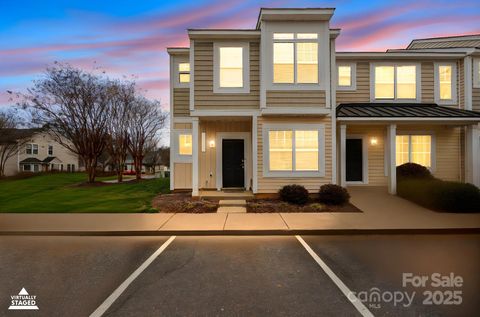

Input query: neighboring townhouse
[2,128,81,176]
[168,8,480,197]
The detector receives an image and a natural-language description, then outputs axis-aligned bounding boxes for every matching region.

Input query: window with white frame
[396,135,432,168]
[26,144,38,155]
[373,64,418,100]
[473,58,480,88]
[48,145,53,156]
[273,33,318,84]
[213,42,249,93]
[173,130,193,163]
[337,63,356,90]
[178,134,192,155]
[264,124,325,177]
[434,63,457,104]
[178,63,190,83]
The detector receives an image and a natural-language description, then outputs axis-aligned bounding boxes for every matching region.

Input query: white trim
[260,26,267,108]
[330,38,337,184]
[261,107,330,115]
[345,135,369,185]
[472,58,480,88]
[337,52,465,59]
[189,40,195,111]
[337,117,480,122]
[192,118,199,196]
[465,125,480,187]
[189,109,260,117]
[173,117,195,123]
[172,129,193,163]
[172,56,190,89]
[169,55,175,190]
[339,124,346,187]
[215,132,251,190]
[464,57,473,110]
[252,115,258,193]
[434,62,458,106]
[262,123,325,178]
[336,62,356,91]
[213,42,250,94]
[369,62,422,103]
[387,124,397,194]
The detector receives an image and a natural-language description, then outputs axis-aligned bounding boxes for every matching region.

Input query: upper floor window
[213,42,250,93]
[337,63,356,90]
[434,63,457,105]
[48,145,53,156]
[178,63,190,83]
[473,58,480,88]
[26,144,38,155]
[273,33,318,84]
[372,64,419,101]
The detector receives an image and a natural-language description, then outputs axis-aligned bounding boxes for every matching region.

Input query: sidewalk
[1,187,479,234]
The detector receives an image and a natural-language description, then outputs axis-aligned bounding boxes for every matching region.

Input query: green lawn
[0,173,170,213]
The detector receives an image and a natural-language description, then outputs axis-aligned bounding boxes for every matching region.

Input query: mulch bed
[247,199,362,213]
[152,193,218,213]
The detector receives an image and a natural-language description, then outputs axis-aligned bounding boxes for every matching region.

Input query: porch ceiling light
[209,140,215,148]
[370,137,378,146]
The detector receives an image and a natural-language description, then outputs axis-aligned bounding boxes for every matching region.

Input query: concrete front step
[216,206,247,213]
[219,200,247,206]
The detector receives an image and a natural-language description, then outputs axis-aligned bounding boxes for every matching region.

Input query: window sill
[263,171,326,178]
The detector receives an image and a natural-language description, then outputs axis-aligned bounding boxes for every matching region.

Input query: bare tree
[143,142,162,174]
[19,64,111,183]
[106,81,135,182]
[127,97,167,180]
[0,111,27,177]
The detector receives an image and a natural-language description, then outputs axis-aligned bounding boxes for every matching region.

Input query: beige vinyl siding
[198,119,252,189]
[346,126,387,186]
[409,40,480,49]
[336,61,370,104]
[266,90,326,107]
[174,163,192,189]
[173,88,190,117]
[194,41,260,109]
[473,88,480,111]
[173,123,192,129]
[257,116,332,193]
[421,62,434,103]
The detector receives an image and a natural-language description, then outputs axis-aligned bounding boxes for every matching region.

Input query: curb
[1,228,479,236]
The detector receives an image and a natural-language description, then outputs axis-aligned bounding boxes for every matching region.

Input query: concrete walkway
[0,187,479,234]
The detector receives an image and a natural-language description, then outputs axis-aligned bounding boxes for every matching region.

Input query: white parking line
[90,236,176,317]
[296,235,374,317]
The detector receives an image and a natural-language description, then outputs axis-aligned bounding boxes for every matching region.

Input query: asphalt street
[0,234,478,317]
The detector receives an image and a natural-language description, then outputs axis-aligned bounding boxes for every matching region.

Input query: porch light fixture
[209,140,215,148]
[370,137,378,146]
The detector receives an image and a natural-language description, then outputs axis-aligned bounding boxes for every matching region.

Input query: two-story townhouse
[168,8,480,198]
[2,128,81,176]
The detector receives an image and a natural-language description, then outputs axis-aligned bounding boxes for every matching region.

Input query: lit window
[269,131,292,171]
[219,47,243,88]
[338,66,352,87]
[179,134,192,155]
[297,43,318,83]
[295,130,318,171]
[273,33,318,84]
[274,43,294,83]
[178,63,190,83]
[375,66,394,99]
[396,135,432,168]
[374,65,417,100]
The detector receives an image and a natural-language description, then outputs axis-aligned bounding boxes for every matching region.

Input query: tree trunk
[135,156,142,180]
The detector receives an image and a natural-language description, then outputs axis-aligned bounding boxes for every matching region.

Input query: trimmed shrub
[398,179,480,213]
[318,184,350,205]
[397,163,433,181]
[278,184,309,205]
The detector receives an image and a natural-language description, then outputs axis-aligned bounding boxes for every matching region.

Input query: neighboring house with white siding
[168,8,480,197]
[2,128,81,176]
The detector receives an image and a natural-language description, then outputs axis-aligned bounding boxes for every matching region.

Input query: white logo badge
[8,288,39,310]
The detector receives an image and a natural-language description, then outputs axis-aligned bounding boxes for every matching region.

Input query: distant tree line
[7,63,168,183]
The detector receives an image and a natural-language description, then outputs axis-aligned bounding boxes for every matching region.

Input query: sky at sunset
[1,0,479,113]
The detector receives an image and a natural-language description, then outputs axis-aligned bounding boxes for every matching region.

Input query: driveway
[0,234,478,316]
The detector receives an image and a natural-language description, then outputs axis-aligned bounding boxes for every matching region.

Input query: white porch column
[465,124,480,187]
[340,124,346,187]
[192,117,199,197]
[387,124,397,194]
[252,115,258,193]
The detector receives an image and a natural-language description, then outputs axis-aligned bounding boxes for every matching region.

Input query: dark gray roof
[42,156,57,163]
[337,103,480,118]
[0,128,43,144]
[19,157,42,164]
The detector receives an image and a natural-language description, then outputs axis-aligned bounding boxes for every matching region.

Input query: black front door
[222,139,245,188]
[346,139,363,182]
